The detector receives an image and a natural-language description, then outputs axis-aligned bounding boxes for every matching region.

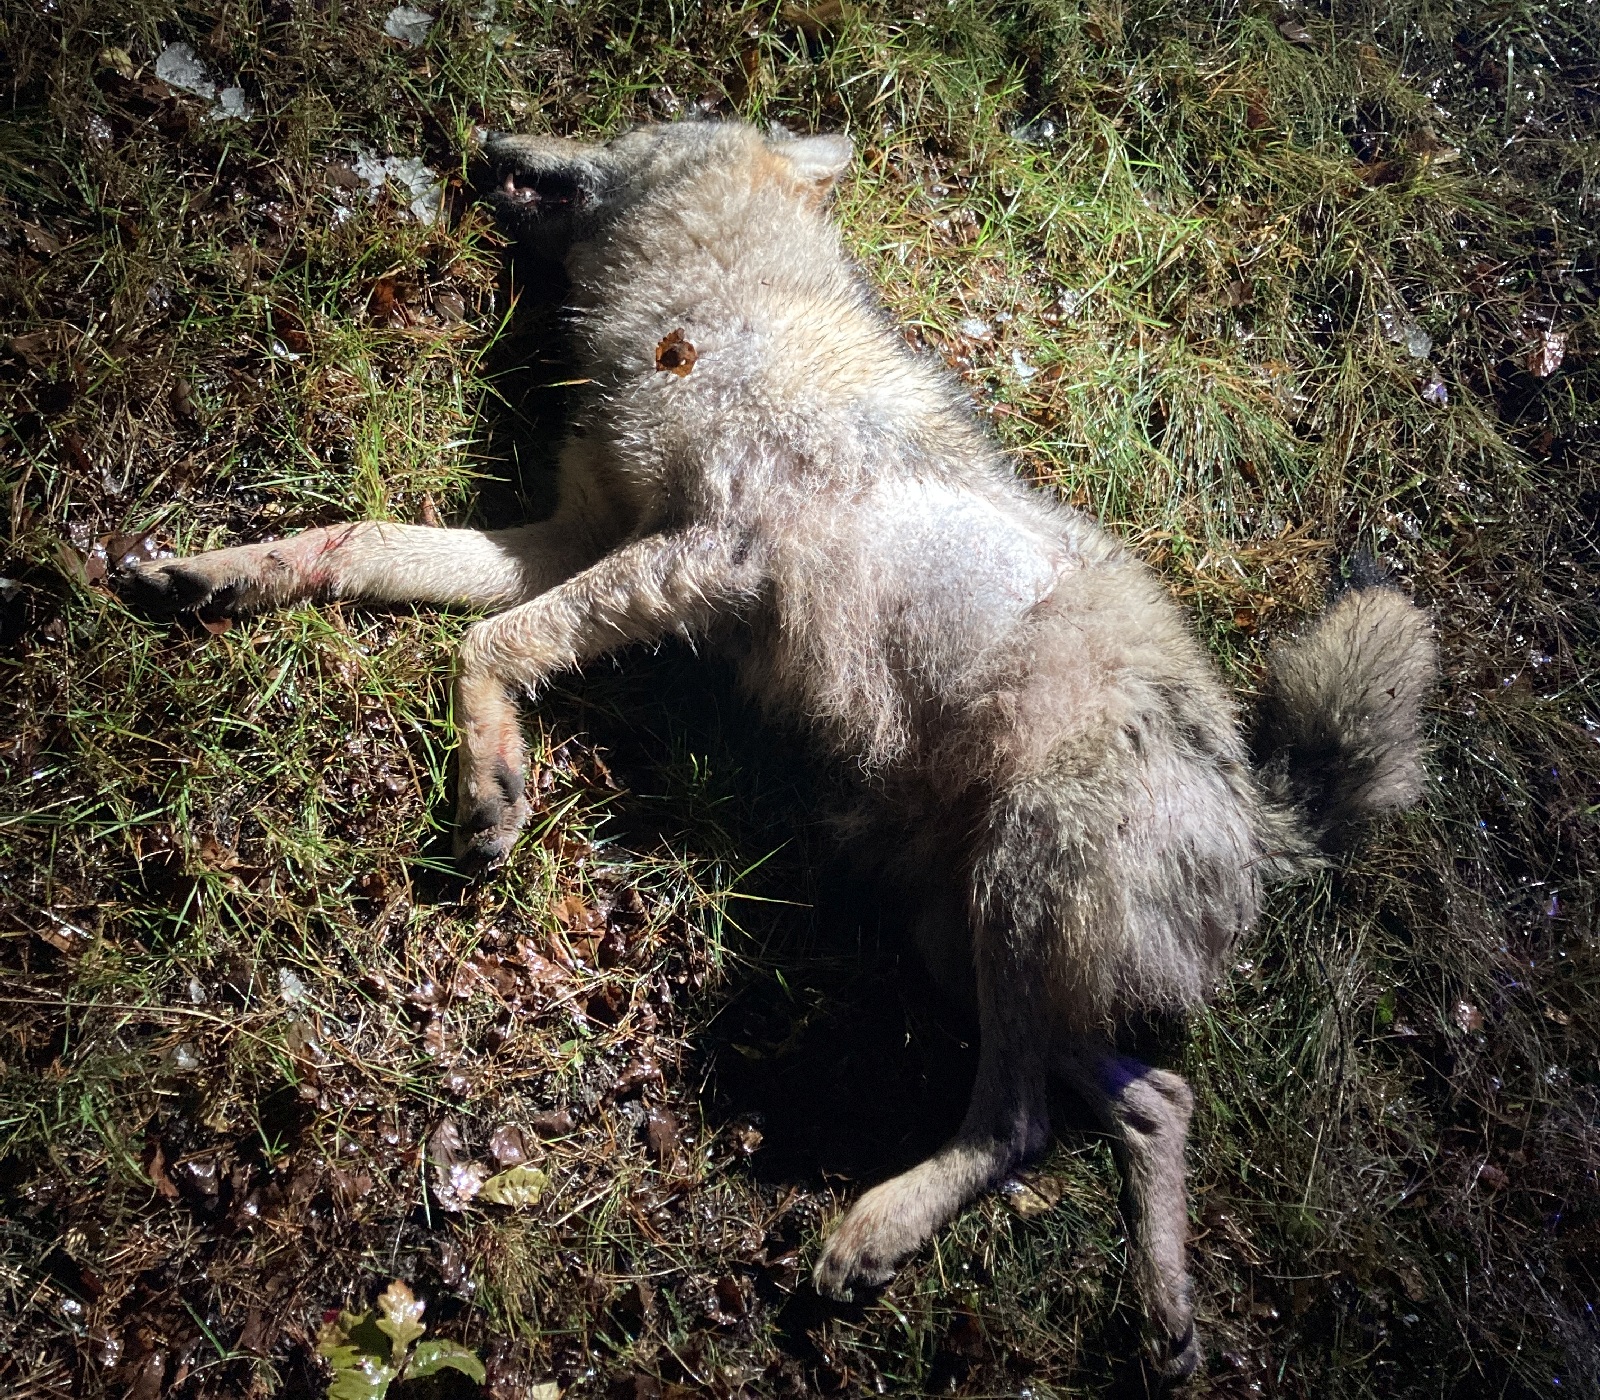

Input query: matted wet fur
[119,121,1437,1381]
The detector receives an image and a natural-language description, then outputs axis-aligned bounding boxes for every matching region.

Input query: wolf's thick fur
[120,121,1436,1378]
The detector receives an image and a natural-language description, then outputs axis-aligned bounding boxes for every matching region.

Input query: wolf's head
[482,121,853,257]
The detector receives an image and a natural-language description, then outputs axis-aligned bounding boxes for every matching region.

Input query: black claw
[1158,1321,1200,1384]
[452,824,513,876]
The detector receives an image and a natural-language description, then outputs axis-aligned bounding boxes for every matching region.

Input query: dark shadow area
[541,645,982,1192]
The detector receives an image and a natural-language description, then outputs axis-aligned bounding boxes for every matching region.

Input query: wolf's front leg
[117,517,605,617]
[451,527,761,869]
[119,450,625,616]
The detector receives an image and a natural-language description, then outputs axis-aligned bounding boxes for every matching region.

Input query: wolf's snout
[496,168,583,210]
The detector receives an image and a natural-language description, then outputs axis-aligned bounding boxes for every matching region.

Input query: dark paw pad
[453,761,530,874]
[1155,1320,1200,1385]
[114,562,218,616]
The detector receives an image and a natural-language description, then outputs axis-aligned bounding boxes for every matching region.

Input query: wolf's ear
[771,131,854,190]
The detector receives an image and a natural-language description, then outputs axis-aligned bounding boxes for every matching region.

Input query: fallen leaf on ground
[528,1108,575,1137]
[477,1163,549,1207]
[145,1141,180,1199]
[489,1123,529,1167]
[1528,330,1565,378]
[781,0,844,38]
[645,1105,683,1169]
[22,222,62,256]
[614,1054,662,1097]
[428,1119,489,1211]
[1000,1173,1064,1218]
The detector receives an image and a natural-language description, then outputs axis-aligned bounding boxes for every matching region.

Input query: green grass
[1,1,1598,1396]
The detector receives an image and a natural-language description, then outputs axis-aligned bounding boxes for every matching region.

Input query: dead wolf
[120,120,1436,1378]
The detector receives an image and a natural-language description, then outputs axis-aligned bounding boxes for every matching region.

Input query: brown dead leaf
[644,1105,682,1167]
[126,1349,167,1400]
[586,984,626,1024]
[781,0,844,38]
[945,1305,984,1357]
[102,531,161,569]
[489,1124,529,1167]
[7,329,57,367]
[1000,1172,1064,1218]
[61,430,92,475]
[1528,330,1565,379]
[421,1015,447,1059]
[555,893,600,930]
[730,1117,764,1156]
[198,833,240,871]
[711,1274,747,1320]
[429,1118,488,1211]
[35,920,89,955]
[1394,1264,1429,1302]
[271,305,311,355]
[369,276,399,324]
[654,328,697,376]
[1454,1000,1484,1033]
[513,942,574,999]
[1356,159,1403,187]
[22,222,62,256]
[145,1141,181,1200]
[615,1055,662,1098]
[528,1108,575,1138]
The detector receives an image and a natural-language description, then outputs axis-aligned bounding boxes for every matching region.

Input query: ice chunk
[155,42,215,101]
[353,147,444,224]
[384,5,435,46]
[215,85,252,121]
[154,42,252,121]
[1010,349,1040,381]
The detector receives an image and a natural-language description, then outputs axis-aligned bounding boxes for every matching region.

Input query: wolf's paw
[453,758,530,874]
[812,1184,924,1300]
[115,559,241,617]
[1153,1318,1200,1385]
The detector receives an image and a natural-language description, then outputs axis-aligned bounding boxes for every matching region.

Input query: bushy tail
[1253,580,1438,854]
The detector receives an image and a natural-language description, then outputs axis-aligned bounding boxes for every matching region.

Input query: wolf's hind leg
[1058,1047,1200,1381]
[813,840,1052,1297]
[811,1003,1049,1298]
[117,516,604,618]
